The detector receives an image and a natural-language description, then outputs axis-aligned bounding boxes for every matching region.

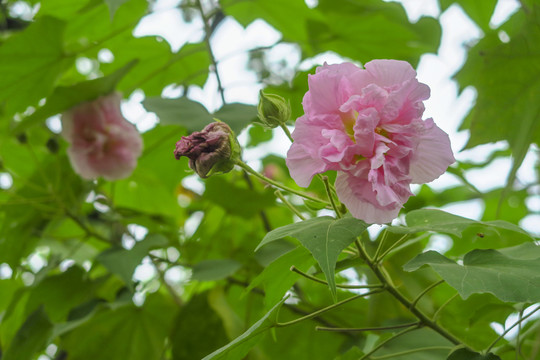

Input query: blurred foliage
[0,0,539,359]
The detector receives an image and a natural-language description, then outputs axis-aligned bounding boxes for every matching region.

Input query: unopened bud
[174,122,240,178]
[257,90,291,128]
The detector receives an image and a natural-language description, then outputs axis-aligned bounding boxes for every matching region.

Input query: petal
[409,118,455,184]
[353,108,380,157]
[335,172,401,224]
[286,142,328,187]
[304,63,358,116]
[381,79,430,124]
[363,59,417,88]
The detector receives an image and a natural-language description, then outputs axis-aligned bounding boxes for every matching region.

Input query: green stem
[410,280,445,309]
[359,325,421,360]
[235,160,331,206]
[275,191,306,220]
[280,123,294,143]
[375,234,409,263]
[486,305,540,354]
[290,266,383,290]
[321,175,342,218]
[370,346,454,359]
[316,322,419,332]
[356,240,461,346]
[432,293,459,321]
[373,230,388,262]
[275,289,384,327]
[150,256,183,307]
[195,0,226,104]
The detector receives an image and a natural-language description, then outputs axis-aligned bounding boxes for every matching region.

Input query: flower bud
[257,90,291,128]
[174,122,240,178]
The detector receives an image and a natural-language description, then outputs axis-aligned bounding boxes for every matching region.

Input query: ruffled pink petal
[352,108,379,157]
[286,142,329,187]
[335,172,402,224]
[304,64,358,116]
[381,79,430,124]
[320,129,354,162]
[363,59,418,88]
[409,118,455,184]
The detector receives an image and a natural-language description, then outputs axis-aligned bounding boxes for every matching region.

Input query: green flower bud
[257,90,291,129]
[174,122,241,178]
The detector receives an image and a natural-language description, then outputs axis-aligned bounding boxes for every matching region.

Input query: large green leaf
[142,97,214,131]
[439,0,498,31]
[203,176,276,218]
[14,60,137,132]
[214,103,258,134]
[388,209,532,239]
[256,216,368,300]
[191,259,242,282]
[447,348,501,360]
[96,233,168,289]
[404,244,540,302]
[202,298,286,360]
[246,246,315,310]
[3,306,54,360]
[61,292,176,360]
[0,16,72,117]
[456,7,540,200]
[306,0,441,66]
[171,292,229,360]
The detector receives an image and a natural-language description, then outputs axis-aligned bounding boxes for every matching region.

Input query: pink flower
[61,92,143,181]
[286,60,455,224]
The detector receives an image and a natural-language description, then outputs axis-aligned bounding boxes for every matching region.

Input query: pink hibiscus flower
[286,60,455,224]
[61,92,143,181]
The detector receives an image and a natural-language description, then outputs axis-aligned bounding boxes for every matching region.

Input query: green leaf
[105,0,131,20]
[14,60,138,132]
[61,292,176,360]
[256,216,368,300]
[214,103,258,134]
[447,348,501,360]
[404,245,540,302]
[456,9,540,203]
[246,246,314,310]
[3,306,54,360]
[0,16,72,117]
[439,0,498,31]
[96,233,168,289]
[202,297,286,360]
[306,0,441,66]
[191,259,242,282]
[203,176,276,218]
[142,97,213,131]
[388,209,532,239]
[171,292,229,360]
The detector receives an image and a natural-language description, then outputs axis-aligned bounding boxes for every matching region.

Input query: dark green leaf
[214,103,258,134]
[96,233,168,288]
[3,306,53,360]
[0,16,72,117]
[203,176,276,218]
[247,246,314,309]
[171,292,229,360]
[61,292,176,360]
[256,216,368,300]
[14,60,137,132]
[439,0,498,31]
[404,245,540,302]
[202,298,286,360]
[456,9,540,202]
[142,97,213,131]
[447,348,501,360]
[192,259,242,282]
[388,209,532,239]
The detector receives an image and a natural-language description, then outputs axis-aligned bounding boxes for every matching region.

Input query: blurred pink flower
[61,92,143,181]
[286,60,455,224]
